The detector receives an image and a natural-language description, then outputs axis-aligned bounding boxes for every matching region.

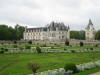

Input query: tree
[70,30,85,40]
[36,47,41,53]
[95,30,100,40]
[80,42,84,47]
[0,24,25,40]
[28,40,32,44]
[65,38,69,46]
[64,63,77,73]
[15,24,25,40]
[79,30,85,40]
[28,63,40,75]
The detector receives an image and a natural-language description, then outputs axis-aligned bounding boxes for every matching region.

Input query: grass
[0,52,100,75]
[0,43,100,75]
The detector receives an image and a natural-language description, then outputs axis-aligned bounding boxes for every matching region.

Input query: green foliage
[95,30,100,40]
[42,44,46,47]
[0,51,4,54]
[19,47,24,50]
[36,47,41,53]
[90,48,93,50]
[0,47,8,52]
[0,24,25,40]
[28,40,32,44]
[25,44,31,49]
[28,62,40,74]
[64,63,77,73]
[13,41,17,44]
[70,30,85,40]
[54,43,59,47]
[64,48,67,51]
[51,46,54,49]
[0,47,5,50]
[95,44,98,47]
[4,48,8,52]
[80,42,84,47]
[71,50,76,53]
[13,44,18,48]
[65,41,69,46]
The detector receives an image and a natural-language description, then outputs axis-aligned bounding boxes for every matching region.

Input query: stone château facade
[85,19,95,40]
[23,21,70,41]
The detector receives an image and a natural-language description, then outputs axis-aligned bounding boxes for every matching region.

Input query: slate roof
[26,21,69,32]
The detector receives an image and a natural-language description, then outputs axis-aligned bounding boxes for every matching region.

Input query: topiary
[80,42,84,47]
[4,48,8,52]
[42,44,46,47]
[13,41,17,44]
[95,44,98,47]
[0,51,4,54]
[51,47,54,49]
[25,44,31,49]
[71,50,76,53]
[64,48,67,51]
[36,47,41,53]
[28,40,32,44]
[64,63,77,73]
[0,47,5,50]
[13,44,17,48]
[65,41,69,46]
[90,48,93,50]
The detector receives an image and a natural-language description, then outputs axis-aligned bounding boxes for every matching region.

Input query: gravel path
[89,72,100,75]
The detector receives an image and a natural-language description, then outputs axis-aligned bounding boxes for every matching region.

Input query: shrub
[0,51,4,54]
[54,43,59,47]
[13,44,17,48]
[64,63,77,73]
[51,47,54,49]
[90,48,93,50]
[95,44,98,47]
[64,48,67,51]
[86,48,89,50]
[42,44,46,47]
[4,48,8,52]
[70,45,72,47]
[28,62,40,75]
[13,41,17,44]
[80,42,84,47]
[25,44,31,49]
[19,47,24,50]
[0,47,5,50]
[28,40,32,44]
[71,50,76,53]
[1,43,4,45]
[36,47,41,53]
[65,41,69,46]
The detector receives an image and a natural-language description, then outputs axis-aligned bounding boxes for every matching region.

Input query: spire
[88,19,93,26]
[68,25,70,29]
[86,19,94,29]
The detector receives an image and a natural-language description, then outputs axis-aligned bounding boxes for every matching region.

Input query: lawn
[0,52,100,75]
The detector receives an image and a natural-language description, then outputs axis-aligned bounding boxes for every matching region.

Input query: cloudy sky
[0,0,100,30]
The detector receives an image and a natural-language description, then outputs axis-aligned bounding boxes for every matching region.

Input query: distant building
[85,19,95,40]
[23,21,70,41]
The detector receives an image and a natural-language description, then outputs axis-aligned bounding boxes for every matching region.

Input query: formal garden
[0,41,100,75]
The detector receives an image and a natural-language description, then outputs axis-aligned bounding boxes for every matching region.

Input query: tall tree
[95,30,100,40]
[0,24,25,40]
[70,30,85,40]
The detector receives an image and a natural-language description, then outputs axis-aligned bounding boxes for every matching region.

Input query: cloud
[0,0,100,30]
